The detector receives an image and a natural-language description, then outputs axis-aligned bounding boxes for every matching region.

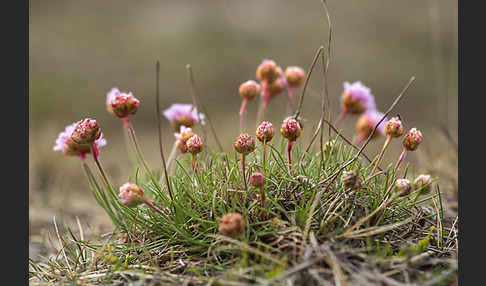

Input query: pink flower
[356,110,387,137]
[255,121,275,143]
[163,103,204,132]
[106,87,139,118]
[118,182,145,208]
[53,121,107,158]
[234,133,256,155]
[340,81,376,114]
[218,212,246,238]
[174,126,196,154]
[256,59,282,83]
[280,118,302,142]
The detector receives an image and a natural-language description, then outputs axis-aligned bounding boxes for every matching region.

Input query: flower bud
[322,140,335,156]
[413,174,433,195]
[256,59,282,83]
[234,133,256,155]
[186,134,204,155]
[71,118,101,145]
[175,126,195,154]
[256,121,274,143]
[54,122,107,157]
[239,80,260,101]
[394,178,412,196]
[218,212,246,238]
[250,172,266,188]
[284,66,305,88]
[118,182,145,208]
[106,88,139,118]
[341,171,362,190]
[384,117,403,138]
[402,128,422,151]
[280,118,302,142]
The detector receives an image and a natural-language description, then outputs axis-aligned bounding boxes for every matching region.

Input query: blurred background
[29,0,457,258]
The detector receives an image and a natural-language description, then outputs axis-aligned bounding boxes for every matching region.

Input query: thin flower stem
[143,198,171,221]
[334,110,346,129]
[239,102,246,134]
[368,135,392,180]
[262,141,267,175]
[89,144,116,197]
[287,140,293,172]
[241,154,248,190]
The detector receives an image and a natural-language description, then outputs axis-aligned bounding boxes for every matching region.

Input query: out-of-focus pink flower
[256,59,282,83]
[239,80,260,101]
[53,122,107,158]
[218,212,246,238]
[163,103,204,132]
[250,172,266,188]
[106,87,139,118]
[413,174,433,195]
[284,66,305,88]
[356,109,387,138]
[340,81,376,114]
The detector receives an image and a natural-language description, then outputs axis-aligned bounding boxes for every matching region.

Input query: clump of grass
[30,3,457,285]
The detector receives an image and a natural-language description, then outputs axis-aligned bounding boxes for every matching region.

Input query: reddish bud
[402,128,422,151]
[256,121,274,143]
[284,66,305,88]
[218,212,246,238]
[185,134,204,155]
[413,174,433,195]
[384,117,403,138]
[234,133,256,155]
[118,183,145,208]
[239,80,260,101]
[250,172,266,188]
[280,118,301,142]
[394,178,412,196]
[71,118,101,145]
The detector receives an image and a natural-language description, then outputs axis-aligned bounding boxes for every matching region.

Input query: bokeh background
[29,0,458,258]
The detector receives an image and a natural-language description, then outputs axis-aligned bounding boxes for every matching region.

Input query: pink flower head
[413,174,433,195]
[384,116,403,138]
[256,59,282,83]
[356,109,387,139]
[250,172,266,188]
[53,122,107,158]
[163,103,204,132]
[118,182,145,208]
[234,133,256,155]
[340,81,376,114]
[185,134,204,155]
[218,212,246,238]
[70,118,102,145]
[402,128,422,151]
[255,121,275,143]
[106,87,139,118]
[238,80,260,101]
[174,125,195,154]
[264,76,287,99]
[394,178,412,196]
[280,118,302,142]
[284,66,306,88]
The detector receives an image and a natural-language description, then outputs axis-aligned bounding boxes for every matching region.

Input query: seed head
[218,212,246,238]
[250,172,266,188]
[394,178,412,196]
[413,174,433,195]
[402,128,422,151]
[118,182,145,208]
[284,66,305,88]
[239,80,260,101]
[384,116,403,138]
[280,118,302,142]
[185,134,204,155]
[71,118,102,145]
[256,121,275,143]
[234,133,256,155]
